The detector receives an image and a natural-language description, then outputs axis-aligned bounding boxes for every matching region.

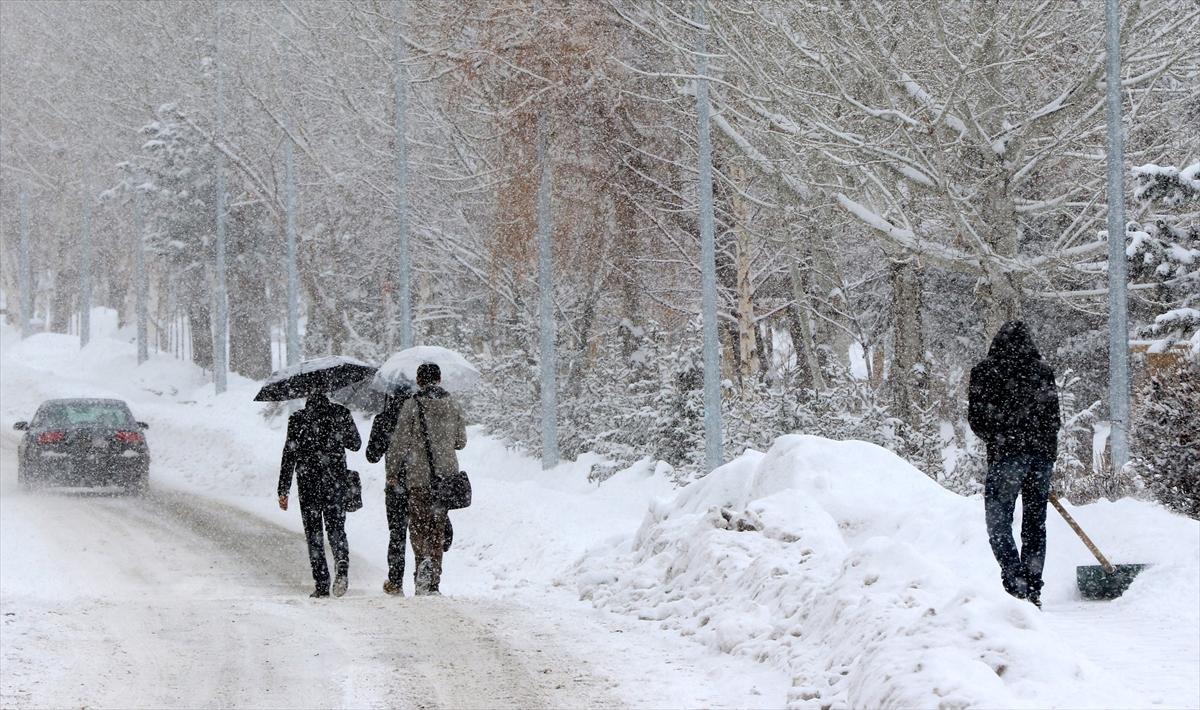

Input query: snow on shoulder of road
[574,435,1200,709]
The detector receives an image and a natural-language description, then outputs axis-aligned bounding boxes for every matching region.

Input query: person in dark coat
[367,390,413,596]
[278,392,362,598]
[968,321,1061,607]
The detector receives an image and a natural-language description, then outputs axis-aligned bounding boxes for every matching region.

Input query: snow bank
[575,435,1200,709]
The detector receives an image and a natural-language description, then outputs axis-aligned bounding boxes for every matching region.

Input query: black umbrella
[254,356,376,402]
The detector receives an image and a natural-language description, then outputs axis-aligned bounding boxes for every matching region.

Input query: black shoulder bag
[415,397,472,510]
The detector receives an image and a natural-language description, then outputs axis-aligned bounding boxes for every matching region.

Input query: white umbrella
[372,345,480,393]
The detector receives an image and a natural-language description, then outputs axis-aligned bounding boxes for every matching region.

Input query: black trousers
[985,453,1054,598]
[385,483,408,585]
[300,498,348,592]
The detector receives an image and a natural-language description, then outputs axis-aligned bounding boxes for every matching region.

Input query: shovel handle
[1050,494,1116,574]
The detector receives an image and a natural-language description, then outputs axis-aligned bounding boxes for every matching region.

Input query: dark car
[14,398,150,493]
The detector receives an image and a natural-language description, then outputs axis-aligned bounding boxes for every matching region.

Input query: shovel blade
[1077,563,1148,600]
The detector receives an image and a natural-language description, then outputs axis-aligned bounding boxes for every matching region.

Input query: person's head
[416,362,441,389]
[308,392,330,406]
[989,320,1040,362]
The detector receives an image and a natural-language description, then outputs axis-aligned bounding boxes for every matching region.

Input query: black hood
[988,320,1041,363]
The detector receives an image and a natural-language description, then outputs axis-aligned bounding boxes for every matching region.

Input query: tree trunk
[50,270,71,333]
[730,164,760,384]
[187,292,213,370]
[890,258,926,423]
[788,237,826,392]
[228,261,271,379]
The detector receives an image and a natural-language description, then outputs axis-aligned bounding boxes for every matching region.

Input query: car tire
[17,460,36,492]
[124,472,149,496]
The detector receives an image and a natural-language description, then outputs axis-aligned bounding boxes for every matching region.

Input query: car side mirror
[137,421,150,430]
[13,421,28,431]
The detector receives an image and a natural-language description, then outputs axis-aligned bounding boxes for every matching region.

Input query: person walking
[367,390,413,596]
[388,363,466,595]
[968,321,1061,608]
[278,392,362,598]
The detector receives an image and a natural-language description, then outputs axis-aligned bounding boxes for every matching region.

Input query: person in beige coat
[386,362,467,595]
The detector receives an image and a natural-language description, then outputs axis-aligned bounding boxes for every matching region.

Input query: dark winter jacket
[278,395,362,504]
[968,321,1061,465]
[366,393,410,464]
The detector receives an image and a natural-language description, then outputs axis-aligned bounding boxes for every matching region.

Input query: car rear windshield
[37,402,134,428]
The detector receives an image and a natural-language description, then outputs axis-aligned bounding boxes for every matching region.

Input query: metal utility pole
[694,0,722,472]
[282,19,301,368]
[134,179,149,364]
[79,184,93,348]
[394,0,413,350]
[1104,0,1129,475]
[212,0,229,393]
[19,188,33,338]
[536,112,559,469]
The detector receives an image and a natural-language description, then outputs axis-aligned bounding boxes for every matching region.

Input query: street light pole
[80,181,93,348]
[282,16,301,368]
[134,178,149,364]
[394,0,413,350]
[212,0,229,393]
[19,187,33,338]
[536,112,559,469]
[1104,0,1130,474]
[694,0,722,473]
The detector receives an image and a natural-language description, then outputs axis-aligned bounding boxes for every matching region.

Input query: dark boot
[310,587,330,598]
[332,563,348,598]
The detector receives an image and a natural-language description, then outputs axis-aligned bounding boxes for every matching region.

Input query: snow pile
[575,435,1200,709]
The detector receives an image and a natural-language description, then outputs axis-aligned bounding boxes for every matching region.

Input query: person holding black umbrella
[258,357,371,597]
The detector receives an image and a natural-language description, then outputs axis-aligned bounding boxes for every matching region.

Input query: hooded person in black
[968,321,1061,607]
[278,393,361,598]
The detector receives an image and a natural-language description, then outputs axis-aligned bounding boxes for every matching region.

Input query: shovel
[1050,494,1146,600]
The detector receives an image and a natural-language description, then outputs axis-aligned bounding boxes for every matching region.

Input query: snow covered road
[0,480,612,709]
[0,437,790,709]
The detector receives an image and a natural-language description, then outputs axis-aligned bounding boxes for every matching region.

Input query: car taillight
[115,431,145,444]
[36,431,65,444]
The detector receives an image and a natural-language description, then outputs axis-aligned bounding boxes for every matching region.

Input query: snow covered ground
[0,317,788,708]
[2,314,1198,709]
